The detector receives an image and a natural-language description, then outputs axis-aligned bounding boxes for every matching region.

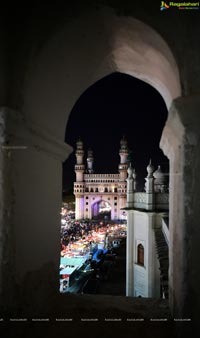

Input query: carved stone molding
[0,107,72,162]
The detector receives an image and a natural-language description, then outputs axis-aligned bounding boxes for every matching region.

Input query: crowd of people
[60,218,111,250]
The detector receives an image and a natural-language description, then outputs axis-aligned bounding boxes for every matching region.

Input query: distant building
[73,137,129,220]
[125,161,169,299]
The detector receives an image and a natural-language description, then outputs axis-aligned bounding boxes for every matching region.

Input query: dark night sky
[63,72,169,193]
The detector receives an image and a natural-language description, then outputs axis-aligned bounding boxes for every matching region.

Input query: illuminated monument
[74,137,129,220]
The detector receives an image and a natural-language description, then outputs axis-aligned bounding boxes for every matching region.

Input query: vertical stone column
[126,164,135,296]
[160,95,200,326]
[0,107,72,314]
[0,108,16,309]
[147,213,154,298]
[75,195,84,220]
[118,194,126,219]
[126,210,134,296]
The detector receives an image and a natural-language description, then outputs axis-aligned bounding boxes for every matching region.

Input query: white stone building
[74,137,128,220]
[125,161,169,299]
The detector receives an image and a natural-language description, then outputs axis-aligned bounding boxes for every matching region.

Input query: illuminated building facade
[74,137,129,220]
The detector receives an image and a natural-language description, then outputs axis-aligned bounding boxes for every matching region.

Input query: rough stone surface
[160,95,200,328]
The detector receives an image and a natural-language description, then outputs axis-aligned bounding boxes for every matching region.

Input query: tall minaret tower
[118,136,129,219]
[75,138,85,182]
[118,136,129,181]
[74,138,85,219]
[87,149,94,174]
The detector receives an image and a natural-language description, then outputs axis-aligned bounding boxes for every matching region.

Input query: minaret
[133,168,137,192]
[118,136,129,219]
[75,138,85,182]
[153,165,168,192]
[145,159,155,210]
[74,138,85,219]
[118,136,129,181]
[87,149,94,174]
[126,163,134,208]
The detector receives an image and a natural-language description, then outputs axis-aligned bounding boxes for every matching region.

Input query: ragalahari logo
[160,1,200,10]
[160,2,170,10]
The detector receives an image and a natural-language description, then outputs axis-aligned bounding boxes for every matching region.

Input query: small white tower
[87,149,94,174]
[153,165,167,192]
[126,163,134,208]
[145,159,155,210]
[133,168,137,192]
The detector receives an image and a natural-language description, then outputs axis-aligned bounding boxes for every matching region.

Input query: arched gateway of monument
[1,3,200,332]
[92,200,111,220]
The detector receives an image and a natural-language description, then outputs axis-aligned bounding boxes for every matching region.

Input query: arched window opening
[137,244,144,266]
[63,73,169,300]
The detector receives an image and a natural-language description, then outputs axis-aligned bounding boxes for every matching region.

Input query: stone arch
[22,8,181,142]
[92,199,112,220]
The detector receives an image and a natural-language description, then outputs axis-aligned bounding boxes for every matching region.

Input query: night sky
[63,72,169,193]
